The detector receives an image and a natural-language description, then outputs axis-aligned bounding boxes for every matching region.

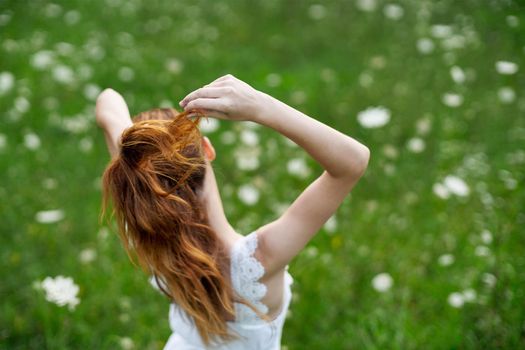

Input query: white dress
[151,230,294,350]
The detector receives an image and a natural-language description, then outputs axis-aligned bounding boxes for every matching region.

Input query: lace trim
[230,231,268,323]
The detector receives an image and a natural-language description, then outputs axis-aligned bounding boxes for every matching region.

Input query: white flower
[62,114,90,134]
[506,15,519,28]
[266,73,282,87]
[356,0,377,12]
[308,4,326,20]
[83,83,101,101]
[165,58,184,74]
[447,292,464,308]
[416,38,434,54]
[55,42,75,56]
[235,148,260,170]
[0,12,12,25]
[220,131,236,145]
[36,209,65,223]
[24,132,41,150]
[371,272,393,292]
[290,90,307,105]
[357,106,391,128]
[79,248,97,264]
[86,42,105,61]
[0,71,15,95]
[480,229,493,244]
[240,129,259,146]
[495,60,518,75]
[359,71,374,87]
[370,56,386,69]
[431,24,453,39]
[443,175,470,196]
[382,144,398,159]
[287,158,310,178]
[52,65,75,84]
[406,137,425,153]
[498,87,516,104]
[119,337,134,350]
[432,183,450,199]
[0,133,6,150]
[237,184,259,205]
[119,313,130,323]
[305,246,319,257]
[416,117,432,135]
[475,245,490,257]
[244,121,261,130]
[462,288,477,302]
[98,227,109,241]
[118,67,135,82]
[438,254,454,266]
[441,35,466,50]
[482,273,497,287]
[199,117,219,133]
[441,93,463,107]
[31,50,55,70]
[15,97,30,113]
[79,137,93,153]
[64,10,81,25]
[323,215,338,233]
[383,4,404,20]
[42,178,58,190]
[40,275,80,311]
[450,66,466,84]
[45,3,62,17]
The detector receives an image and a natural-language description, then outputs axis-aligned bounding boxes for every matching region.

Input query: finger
[187,109,228,121]
[185,98,226,112]
[179,87,231,108]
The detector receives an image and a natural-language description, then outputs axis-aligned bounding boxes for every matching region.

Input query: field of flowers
[1,0,524,349]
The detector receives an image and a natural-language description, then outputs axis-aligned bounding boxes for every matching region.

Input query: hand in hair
[179,74,272,122]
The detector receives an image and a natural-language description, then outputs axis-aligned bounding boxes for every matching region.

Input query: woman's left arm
[95,88,133,158]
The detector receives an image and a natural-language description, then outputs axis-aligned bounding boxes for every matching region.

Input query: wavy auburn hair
[101,108,270,346]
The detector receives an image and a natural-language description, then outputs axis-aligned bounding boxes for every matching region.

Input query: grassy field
[1,0,524,349]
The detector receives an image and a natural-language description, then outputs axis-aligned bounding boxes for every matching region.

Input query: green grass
[1,0,524,349]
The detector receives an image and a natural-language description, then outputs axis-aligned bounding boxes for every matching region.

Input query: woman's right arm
[95,88,133,158]
[180,74,370,275]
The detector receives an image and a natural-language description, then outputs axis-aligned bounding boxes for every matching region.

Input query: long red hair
[101,108,269,345]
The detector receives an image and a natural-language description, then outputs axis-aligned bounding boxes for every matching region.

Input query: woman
[96,74,370,349]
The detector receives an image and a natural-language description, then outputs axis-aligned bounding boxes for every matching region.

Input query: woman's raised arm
[95,88,133,158]
[181,74,370,275]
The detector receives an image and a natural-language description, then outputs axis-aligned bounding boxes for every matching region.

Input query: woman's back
[97,74,369,350]
[157,230,294,350]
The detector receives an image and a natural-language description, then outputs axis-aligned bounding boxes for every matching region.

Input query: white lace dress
[151,230,294,350]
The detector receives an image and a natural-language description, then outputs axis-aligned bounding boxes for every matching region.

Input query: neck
[198,160,239,245]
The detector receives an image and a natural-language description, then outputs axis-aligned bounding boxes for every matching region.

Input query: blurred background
[1,0,524,349]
